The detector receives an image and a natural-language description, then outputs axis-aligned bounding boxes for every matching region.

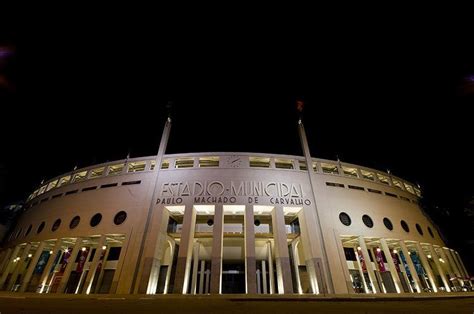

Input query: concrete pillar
[83,235,106,294]
[414,242,437,292]
[436,247,456,284]
[354,246,370,293]
[449,249,466,279]
[453,251,469,278]
[444,248,464,285]
[428,245,450,292]
[19,241,46,292]
[140,208,170,294]
[0,248,12,275]
[7,243,32,291]
[163,240,175,294]
[173,205,196,294]
[271,206,293,294]
[291,240,302,294]
[380,238,402,293]
[261,260,267,294]
[111,229,134,294]
[399,241,422,293]
[57,237,83,293]
[190,241,200,294]
[198,260,205,294]
[267,242,275,294]
[358,236,380,293]
[333,233,354,294]
[38,240,62,293]
[298,209,324,294]
[0,245,21,289]
[210,204,224,294]
[244,205,257,294]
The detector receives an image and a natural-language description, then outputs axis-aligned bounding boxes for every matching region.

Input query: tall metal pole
[131,113,172,292]
[297,114,335,294]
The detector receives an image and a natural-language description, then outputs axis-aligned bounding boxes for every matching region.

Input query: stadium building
[0,115,471,296]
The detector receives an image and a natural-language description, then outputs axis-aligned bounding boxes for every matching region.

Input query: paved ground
[0,292,473,314]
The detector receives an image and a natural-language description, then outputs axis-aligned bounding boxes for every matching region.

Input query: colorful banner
[410,252,424,276]
[357,248,367,272]
[391,251,401,272]
[34,251,51,274]
[399,251,411,276]
[58,248,72,275]
[76,249,89,273]
[374,248,386,272]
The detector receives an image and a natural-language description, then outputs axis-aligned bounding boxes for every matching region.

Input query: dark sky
[1,18,473,262]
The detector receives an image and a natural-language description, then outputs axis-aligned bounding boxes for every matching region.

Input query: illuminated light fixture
[49,250,53,254]
[439,258,444,263]
[408,252,411,255]
[64,249,69,253]
[102,246,107,250]
[427,254,432,259]
[393,249,398,254]
[357,246,361,251]
[28,254,32,258]
[82,247,87,251]
[376,248,381,252]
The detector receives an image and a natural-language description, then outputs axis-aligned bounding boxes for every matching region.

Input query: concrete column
[173,205,196,294]
[244,205,257,294]
[298,209,324,294]
[414,242,437,292]
[0,246,21,289]
[141,208,170,294]
[271,206,293,294]
[399,241,421,293]
[444,248,464,285]
[82,235,106,294]
[261,260,267,294]
[210,204,224,294]
[449,249,467,279]
[190,241,200,294]
[19,241,46,292]
[163,241,175,294]
[267,242,275,293]
[453,251,469,278]
[436,247,456,284]
[57,237,83,293]
[0,249,12,275]
[198,260,205,294]
[354,247,370,293]
[358,236,380,293]
[380,238,402,293]
[333,233,353,294]
[112,228,134,294]
[428,245,450,292]
[7,243,32,291]
[291,241,302,294]
[38,240,62,293]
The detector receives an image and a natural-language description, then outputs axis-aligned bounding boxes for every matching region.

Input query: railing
[26,152,421,203]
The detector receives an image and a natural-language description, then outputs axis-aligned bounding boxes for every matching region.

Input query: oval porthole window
[339,212,351,226]
[25,224,32,236]
[401,220,410,233]
[416,223,423,236]
[90,213,102,227]
[428,226,434,238]
[207,219,214,226]
[37,222,45,234]
[254,219,261,226]
[114,211,127,225]
[52,219,61,232]
[70,216,81,229]
[383,217,393,231]
[362,215,373,228]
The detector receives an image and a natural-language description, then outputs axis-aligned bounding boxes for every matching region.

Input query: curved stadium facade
[0,119,471,296]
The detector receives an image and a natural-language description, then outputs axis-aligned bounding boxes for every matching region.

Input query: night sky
[1,19,473,266]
